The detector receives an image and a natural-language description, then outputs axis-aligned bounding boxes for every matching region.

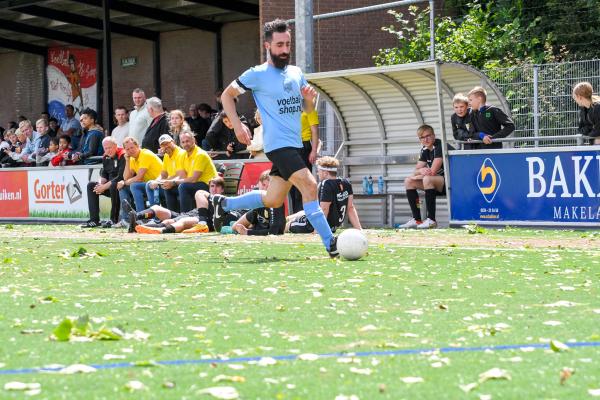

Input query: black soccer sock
[425,189,437,221]
[406,189,421,220]
[162,225,176,234]
[197,208,209,222]
[136,208,155,220]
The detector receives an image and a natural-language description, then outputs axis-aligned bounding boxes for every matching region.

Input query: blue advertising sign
[449,148,600,226]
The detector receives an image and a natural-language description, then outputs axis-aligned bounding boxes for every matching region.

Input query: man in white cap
[145,134,185,212]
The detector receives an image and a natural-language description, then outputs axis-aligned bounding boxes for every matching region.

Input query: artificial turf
[0,225,599,399]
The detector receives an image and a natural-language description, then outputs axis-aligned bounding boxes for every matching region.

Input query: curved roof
[307,60,509,158]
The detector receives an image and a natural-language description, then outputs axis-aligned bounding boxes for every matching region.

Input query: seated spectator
[0,129,18,167]
[397,124,452,229]
[111,106,129,147]
[197,103,214,149]
[58,104,82,150]
[22,119,51,165]
[51,135,75,167]
[286,156,361,233]
[115,137,163,228]
[573,81,600,145]
[131,176,241,234]
[11,120,38,165]
[47,117,59,138]
[40,111,50,122]
[232,170,284,235]
[146,134,185,211]
[451,93,477,149]
[172,131,218,212]
[206,111,248,160]
[141,97,169,154]
[81,137,126,228]
[185,104,203,141]
[4,128,29,166]
[36,137,59,166]
[246,109,266,159]
[468,87,514,149]
[72,108,104,165]
[169,109,191,146]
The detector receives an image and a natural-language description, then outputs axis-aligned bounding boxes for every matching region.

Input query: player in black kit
[232,170,285,235]
[286,156,362,233]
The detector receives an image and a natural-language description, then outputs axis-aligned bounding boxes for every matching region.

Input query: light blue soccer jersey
[237,63,307,153]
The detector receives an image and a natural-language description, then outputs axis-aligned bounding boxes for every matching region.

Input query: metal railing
[455,134,593,149]
[486,59,600,147]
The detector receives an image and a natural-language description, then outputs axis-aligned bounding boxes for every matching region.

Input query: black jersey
[244,206,285,235]
[318,178,353,230]
[419,139,454,177]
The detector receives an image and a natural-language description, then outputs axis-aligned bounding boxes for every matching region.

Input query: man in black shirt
[142,97,169,153]
[233,170,285,235]
[451,93,477,150]
[82,137,126,228]
[468,86,514,149]
[398,125,450,229]
[286,156,361,233]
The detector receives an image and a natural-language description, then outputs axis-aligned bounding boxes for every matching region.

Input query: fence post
[533,65,539,147]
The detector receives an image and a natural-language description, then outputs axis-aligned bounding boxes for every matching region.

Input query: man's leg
[145,181,160,206]
[287,168,335,254]
[109,181,120,223]
[178,182,207,212]
[164,187,180,213]
[86,181,101,223]
[422,176,445,222]
[129,182,147,211]
[118,185,134,221]
[405,177,425,221]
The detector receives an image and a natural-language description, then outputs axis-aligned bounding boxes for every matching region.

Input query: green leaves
[51,315,125,342]
[52,318,73,342]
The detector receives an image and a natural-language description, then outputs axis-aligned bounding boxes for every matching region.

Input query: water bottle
[377,176,384,194]
[362,176,369,194]
[367,176,374,195]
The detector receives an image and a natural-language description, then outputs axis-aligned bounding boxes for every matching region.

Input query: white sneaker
[397,218,422,229]
[417,218,437,229]
[111,220,129,229]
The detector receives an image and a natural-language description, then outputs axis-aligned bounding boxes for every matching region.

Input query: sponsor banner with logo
[236,161,272,195]
[47,47,97,124]
[449,148,600,226]
[0,171,29,217]
[27,169,91,219]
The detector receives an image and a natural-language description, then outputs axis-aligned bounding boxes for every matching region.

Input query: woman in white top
[246,109,266,160]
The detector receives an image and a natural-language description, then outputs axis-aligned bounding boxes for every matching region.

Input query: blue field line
[1,341,599,376]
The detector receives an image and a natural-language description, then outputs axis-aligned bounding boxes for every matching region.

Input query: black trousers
[87,180,120,223]
[289,140,313,213]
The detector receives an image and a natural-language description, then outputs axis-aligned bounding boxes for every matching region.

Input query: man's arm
[222,84,252,145]
[490,108,515,139]
[126,168,146,184]
[346,195,362,230]
[123,156,134,180]
[320,201,331,218]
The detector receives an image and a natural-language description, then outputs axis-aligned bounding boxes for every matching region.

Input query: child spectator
[51,135,75,167]
[397,125,452,229]
[36,137,59,166]
[205,111,248,160]
[451,93,476,149]
[573,81,600,145]
[168,109,191,146]
[468,86,514,149]
[72,108,104,165]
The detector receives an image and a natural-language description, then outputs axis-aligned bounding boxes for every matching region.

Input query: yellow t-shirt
[162,146,185,177]
[182,146,217,184]
[301,110,319,142]
[130,149,163,182]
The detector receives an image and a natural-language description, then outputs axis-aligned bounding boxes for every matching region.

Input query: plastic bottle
[367,176,374,195]
[362,176,369,194]
[377,176,384,194]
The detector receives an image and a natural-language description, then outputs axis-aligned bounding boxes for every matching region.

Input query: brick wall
[0,52,44,126]
[260,0,438,72]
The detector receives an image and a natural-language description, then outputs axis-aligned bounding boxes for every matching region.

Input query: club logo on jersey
[477,158,501,203]
[283,79,293,93]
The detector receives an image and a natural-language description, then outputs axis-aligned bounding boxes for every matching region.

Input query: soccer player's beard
[269,49,290,69]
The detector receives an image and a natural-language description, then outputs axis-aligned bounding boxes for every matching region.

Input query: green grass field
[0,225,599,399]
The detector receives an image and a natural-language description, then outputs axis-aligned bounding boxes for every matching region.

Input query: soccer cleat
[101,220,113,228]
[81,220,100,228]
[121,199,133,215]
[182,223,209,234]
[417,218,437,229]
[111,220,129,229]
[397,218,422,229]
[135,225,162,234]
[210,194,227,232]
[128,211,138,233]
[327,236,339,258]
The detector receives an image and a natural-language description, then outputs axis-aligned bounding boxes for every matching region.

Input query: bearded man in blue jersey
[212,18,337,257]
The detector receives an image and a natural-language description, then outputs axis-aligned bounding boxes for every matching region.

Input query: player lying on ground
[286,156,361,234]
[232,170,285,236]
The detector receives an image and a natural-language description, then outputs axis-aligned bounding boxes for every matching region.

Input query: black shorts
[266,147,307,181]
[173,209,199,222]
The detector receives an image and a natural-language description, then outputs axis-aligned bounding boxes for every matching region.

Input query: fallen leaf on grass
[298,353,319,361]
[550,340,569,352]
[197,386,239,399]
[478,368,511,383]
[124,380,146,391]
[4,382,41,391]
[349,367,372,376]
[589,389,600,397]
[257,357,277,366]
[335,395,359,400]
[560,367,574,385]
[58,364,96,374]
[400,376,424,384]
[459,382,478,393]
[543,320,563,326]
[212,375,246,383]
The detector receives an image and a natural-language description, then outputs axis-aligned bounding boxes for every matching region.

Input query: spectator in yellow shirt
[146,134,186,211]
[115,136,163,228]
[173,131,218,212]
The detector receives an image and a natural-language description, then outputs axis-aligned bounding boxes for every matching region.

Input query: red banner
[237,162,272,195]
[0,171,29,217]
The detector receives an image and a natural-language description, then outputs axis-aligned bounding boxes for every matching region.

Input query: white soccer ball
[337,229,368,260]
